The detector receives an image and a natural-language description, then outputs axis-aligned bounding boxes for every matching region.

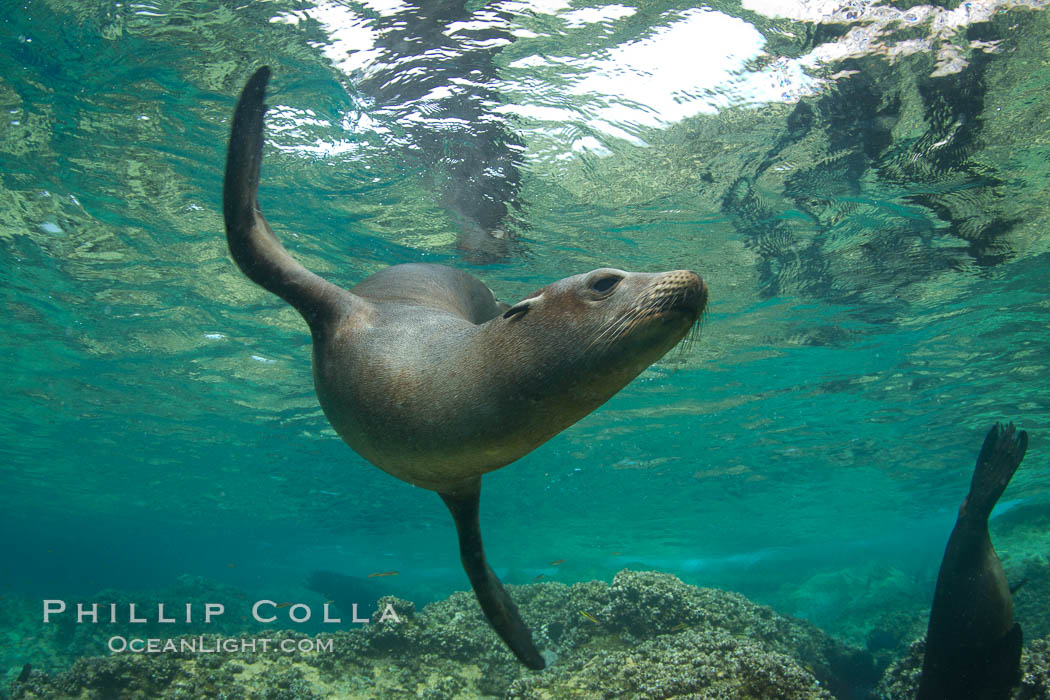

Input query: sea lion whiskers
[673,302,708,361]
[584,305,646,355]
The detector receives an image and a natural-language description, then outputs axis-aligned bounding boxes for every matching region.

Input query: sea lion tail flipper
[223,67,353,330]
[965,422,1028,521]
[439,481,546,670]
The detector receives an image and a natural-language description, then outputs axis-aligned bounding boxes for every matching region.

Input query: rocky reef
[6,570,877,699]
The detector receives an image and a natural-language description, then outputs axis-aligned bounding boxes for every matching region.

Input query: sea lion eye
[590,275,621,294]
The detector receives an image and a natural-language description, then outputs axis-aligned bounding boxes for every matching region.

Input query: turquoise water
[2,0,1050,690]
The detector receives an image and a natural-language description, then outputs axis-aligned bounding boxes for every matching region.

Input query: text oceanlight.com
[107,637,333,654]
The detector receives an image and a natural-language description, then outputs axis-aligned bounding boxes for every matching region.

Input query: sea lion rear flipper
[439,481,545,670]
[964,422,1028,521]
[223,67,354,331]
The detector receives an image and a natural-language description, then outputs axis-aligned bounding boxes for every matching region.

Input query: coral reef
[6,571,875,699]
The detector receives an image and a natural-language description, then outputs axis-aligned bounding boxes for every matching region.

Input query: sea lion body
[223,67,706,669]
[317,263,703,491]
[918,422,1028,699]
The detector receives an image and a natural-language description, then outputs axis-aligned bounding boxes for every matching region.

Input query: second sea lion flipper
[439,481,546,670]
[223,67,355,331]
[965,422,1028,521]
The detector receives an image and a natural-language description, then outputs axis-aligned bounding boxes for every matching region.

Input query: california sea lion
[222,67,707,669]
[918,422,1028,699]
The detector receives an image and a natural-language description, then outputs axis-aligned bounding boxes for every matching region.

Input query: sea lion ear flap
[502,294,542,320]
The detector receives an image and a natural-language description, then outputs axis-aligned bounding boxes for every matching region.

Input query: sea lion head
[504,267,705,356]
[493,267,707,416]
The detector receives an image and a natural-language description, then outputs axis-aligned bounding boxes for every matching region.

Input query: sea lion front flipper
[439,481,545,670]
[223,67,354,331]
[964,422,1028,521]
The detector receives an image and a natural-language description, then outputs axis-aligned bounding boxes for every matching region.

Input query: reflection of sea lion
[223,67,707,669]
[358,1,525,262]
[918,422,1028,700]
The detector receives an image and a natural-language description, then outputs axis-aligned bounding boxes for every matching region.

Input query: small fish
[551,559,565,566]
[227,563,236,568]
[326,600,335,604]
[368,571,399,578]
[611,551,622,556]
[532,574,545,582]
[579,610,599,625]
[275,602,293,609]
[670,622,688,632]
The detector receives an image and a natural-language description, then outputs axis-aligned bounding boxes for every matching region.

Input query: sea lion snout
[633,269,707,321]
[651,269,707,313]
